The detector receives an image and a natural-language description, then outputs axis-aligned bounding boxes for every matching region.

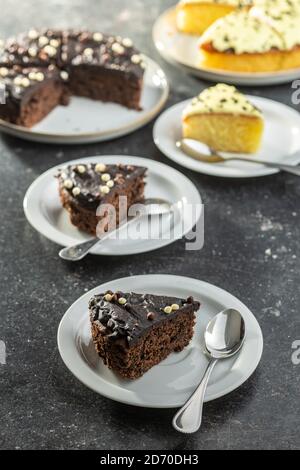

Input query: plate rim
[0,55,169,142]
[153,95,300,178]
[57,274,264,408]
[23,154,202,255]
[152,7,300,85]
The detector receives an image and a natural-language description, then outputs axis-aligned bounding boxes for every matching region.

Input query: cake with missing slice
[89,291,200,379]
[0,29,145,127]
[182,83,264,153]
[57,162,146,235]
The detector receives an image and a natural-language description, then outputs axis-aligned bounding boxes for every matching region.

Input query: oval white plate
[0,56,169,144]
[23,155,202,255]
[153,7,300,86]
[154,96,300,178]
[57,274,263,408]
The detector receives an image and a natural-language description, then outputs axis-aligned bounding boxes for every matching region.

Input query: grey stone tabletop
[0,0,299,451]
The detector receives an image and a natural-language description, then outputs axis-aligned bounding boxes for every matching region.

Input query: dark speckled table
[0,0,299,451]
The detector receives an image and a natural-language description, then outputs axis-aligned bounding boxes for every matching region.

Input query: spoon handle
[227,158,300,176]
[258,162,300,176]
[179,140,300,176]
[172,358,218,434]
[59,216,137,261]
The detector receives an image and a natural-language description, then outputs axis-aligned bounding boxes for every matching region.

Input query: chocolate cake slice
[57,163,146,235]
[89,291,200,379]
[0,65,69,127]
[61,31,145,110]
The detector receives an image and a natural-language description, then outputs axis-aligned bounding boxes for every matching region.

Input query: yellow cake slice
[198,10,285,72]
[253,0,300,16]
[176,0,252,35]
[182,83,264,153]
[251,0,300,70]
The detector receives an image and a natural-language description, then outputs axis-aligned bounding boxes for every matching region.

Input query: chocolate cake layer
[61,31,144,110]
[89,291,200,379]
[0,29,145,126]
[57,162,146,235]
[0,65,69,126]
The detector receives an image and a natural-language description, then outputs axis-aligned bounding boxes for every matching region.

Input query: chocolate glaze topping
[61,30,145,79]
[0,29,145,78]
[0,29,145,108]
[57,163,147,210]
[0,64,65,104]
[89,292,201,346]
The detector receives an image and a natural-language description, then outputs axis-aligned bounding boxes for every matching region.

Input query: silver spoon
[173,308,246,434]
[177,139,300,176]
[59,198,173,261]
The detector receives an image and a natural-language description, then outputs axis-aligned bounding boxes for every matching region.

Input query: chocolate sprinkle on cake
[89,291,200,379]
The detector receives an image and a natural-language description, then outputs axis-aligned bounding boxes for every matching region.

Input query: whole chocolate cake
[0,29,145,127]
[57,162,147,235]
[89,291,200,379]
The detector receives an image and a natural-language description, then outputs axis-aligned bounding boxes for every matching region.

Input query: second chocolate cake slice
[57,162,146,235]
[89,291,200,379]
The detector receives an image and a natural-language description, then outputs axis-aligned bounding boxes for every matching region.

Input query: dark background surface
[0,0,299,450]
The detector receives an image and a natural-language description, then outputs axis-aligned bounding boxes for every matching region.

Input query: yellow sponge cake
[176,0,252,35]
[198,1,300,72]
[198,10,285,72]
[182,84,264,154]
[251,0,300,70]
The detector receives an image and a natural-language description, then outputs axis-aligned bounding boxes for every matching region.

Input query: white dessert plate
[57,274,263,408]
[154,96,300,178]
[23,155,202,255]
[153,7,300,86]
[0,56,169,144]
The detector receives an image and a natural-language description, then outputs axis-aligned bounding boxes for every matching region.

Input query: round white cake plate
[154,96,300,178]
[0,56,169,144]
[58,274,263,408]
[23,155,202,255]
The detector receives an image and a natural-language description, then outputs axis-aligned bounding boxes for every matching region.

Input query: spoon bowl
[205,308,245,359]
[173,308,245,434]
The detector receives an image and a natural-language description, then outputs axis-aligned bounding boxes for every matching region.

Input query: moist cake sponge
[198,2,300,72]
[182,83,264,154]
[0,29,145,127]
[198,10,285,72]
[250,0,300,70]
[57,162,146,235]
[89,291,200,379]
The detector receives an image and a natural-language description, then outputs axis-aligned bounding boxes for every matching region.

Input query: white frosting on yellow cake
[253,0,300,15]
[180,0,252,5]
[251,1,300,50]
[199,10,284,53]
[183,83,262,118]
